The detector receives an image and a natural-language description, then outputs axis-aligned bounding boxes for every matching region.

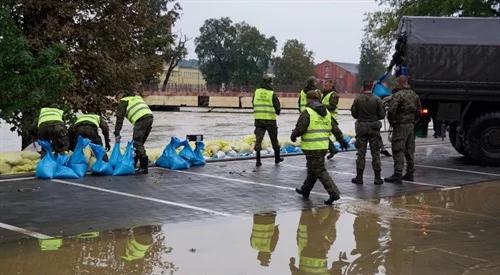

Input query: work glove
[290,133,297,143]
[115,135,121,143]
[340,139,350,151]
[105,141,111,152]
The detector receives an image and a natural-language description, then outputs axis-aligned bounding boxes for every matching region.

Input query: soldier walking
[351,80,386,185]
[322,79,349,159]
[384,76,421,184]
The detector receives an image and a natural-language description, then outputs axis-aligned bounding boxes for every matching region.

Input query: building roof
[316,60,359,75]
[178,59,200,69]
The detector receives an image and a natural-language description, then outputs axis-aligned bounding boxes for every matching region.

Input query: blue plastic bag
[35,141,57,179]
[156,137,190,170]
[90,143,113,176]
[113,141,135,176]
[193,141,206,166]
[54,153,79,179]
[109,142,123,170]
[373,81,391,99]
[68,136,91,177]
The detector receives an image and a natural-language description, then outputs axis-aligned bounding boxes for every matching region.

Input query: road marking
[440,186,462,191]
[51,179,233,217]
[334,155,500,177]
[154,167,355,202]
[0,176,36,183]
[0,222,52,239]
[276,162,447,188]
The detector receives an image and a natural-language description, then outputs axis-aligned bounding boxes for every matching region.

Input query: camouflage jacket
[387,87,421,125]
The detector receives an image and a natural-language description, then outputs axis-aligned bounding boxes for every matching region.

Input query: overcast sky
[174,0,381,64]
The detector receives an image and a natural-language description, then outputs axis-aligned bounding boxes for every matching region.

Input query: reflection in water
[250,212,280,266]
[0,225,176,275]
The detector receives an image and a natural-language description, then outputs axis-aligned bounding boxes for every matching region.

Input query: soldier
[298,77,318,112]
[252,76,283,167]
[32,106,70,154]
[321,79,349,159]
[351,80,385,185]
[291,90,341,205]
[384,75,421,184]
[250,212,280,267]
[71,113,111,153]
[114,93,154,174]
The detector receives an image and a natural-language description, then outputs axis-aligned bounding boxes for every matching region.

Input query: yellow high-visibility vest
[122,235,152,262]
[299,90,307,112]
[75,114,100,127]
[38,108,63,127]
[300,107,332,151]
[253,88,276,120]
[299,256,328,274]
[321,91,338,120]
[121,96,153,125]
[251,223,275,253]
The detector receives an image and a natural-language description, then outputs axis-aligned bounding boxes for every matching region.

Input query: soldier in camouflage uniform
[322,80,349,159]
[384,76,421,184]
[351,80,386,185]
[291,90,341,205]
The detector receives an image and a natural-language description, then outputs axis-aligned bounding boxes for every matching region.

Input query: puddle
[1,181,500,274]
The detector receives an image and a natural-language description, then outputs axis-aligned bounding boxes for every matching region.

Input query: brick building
[314,60,359,93]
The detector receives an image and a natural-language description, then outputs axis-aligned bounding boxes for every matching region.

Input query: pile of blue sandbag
[155,137,205,170]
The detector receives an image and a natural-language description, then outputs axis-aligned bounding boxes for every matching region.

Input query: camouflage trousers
[38,122,69,153]
[391,123,415,174]
[133,116,153,159]
[300,151,341,195]
[355,121,382,173]
[254,124,280,151]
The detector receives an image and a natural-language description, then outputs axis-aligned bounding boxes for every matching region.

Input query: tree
[195,18,276,88]
[367,0,500,44]
[273,39,315,87]
[357,24,389,86]
[0,8,74,149]
[161,35,189,91]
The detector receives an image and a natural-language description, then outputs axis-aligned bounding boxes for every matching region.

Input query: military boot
[374,170,383,185]
[138,157,149,174]
[380,149,392,157]
[295,186,310,199]
[402,172,414,181]
[384,173,402,184]
[351,169,364,184]
[274,150,284,164]
[256,151,262,167]
[324,192,340,205]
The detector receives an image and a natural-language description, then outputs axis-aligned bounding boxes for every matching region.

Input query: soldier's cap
[306,89,322,100]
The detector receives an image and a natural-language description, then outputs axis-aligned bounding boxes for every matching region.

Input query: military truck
[392,16,500,165]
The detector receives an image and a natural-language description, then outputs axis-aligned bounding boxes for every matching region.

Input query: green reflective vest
[38,108,63,127]
[75,114,100,127]
[121,96,153,125]
[297,223,308,254]
[253,88,276,120]
[251,223,275,253]
[299,90,308,112]
[122,235,152,262]
[300,256,328,274]
[321,91,338,120]
[301,107,332,151]
[39,237,63,251]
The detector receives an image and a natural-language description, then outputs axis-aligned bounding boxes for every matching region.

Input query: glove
[105,141,111,152]
[340,139,349,151]
[115,135,121,143]
[290,133,297,143]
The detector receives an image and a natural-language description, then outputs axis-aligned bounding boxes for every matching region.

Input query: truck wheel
[466,112,500,166]
[449,126,467,156]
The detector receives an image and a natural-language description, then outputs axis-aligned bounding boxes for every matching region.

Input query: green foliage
[357,24,390,86]
[195,17,276,87]
[273,39,315,86]
[368,0,500,44]
[0,8,74,148]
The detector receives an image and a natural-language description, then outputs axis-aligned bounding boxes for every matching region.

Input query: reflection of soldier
[250,212,280,266]
[290,207,340,274]
[351,80,385,185]
[122,226,156,262]
[385,76,421,184]
[349,207,382,274]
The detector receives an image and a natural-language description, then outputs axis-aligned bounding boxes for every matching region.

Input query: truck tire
[466,112,500,166]
[449,126,467,156]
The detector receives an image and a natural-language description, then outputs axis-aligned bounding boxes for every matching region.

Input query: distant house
[160,59,206,87]
[315,60,359,93]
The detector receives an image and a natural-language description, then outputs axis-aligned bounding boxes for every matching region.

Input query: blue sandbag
[35,141,57,179]
[373,82,391,99]
[53,153,79,179]
[156,137,190,170]
[192,141,206,166]
[109,142,123,169]
[90,143,113,176]
[113,141,135,176]
[68,136,91,177]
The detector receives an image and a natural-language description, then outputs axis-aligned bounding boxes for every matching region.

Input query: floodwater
[1,180,499,275]
[0,108,361,152]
